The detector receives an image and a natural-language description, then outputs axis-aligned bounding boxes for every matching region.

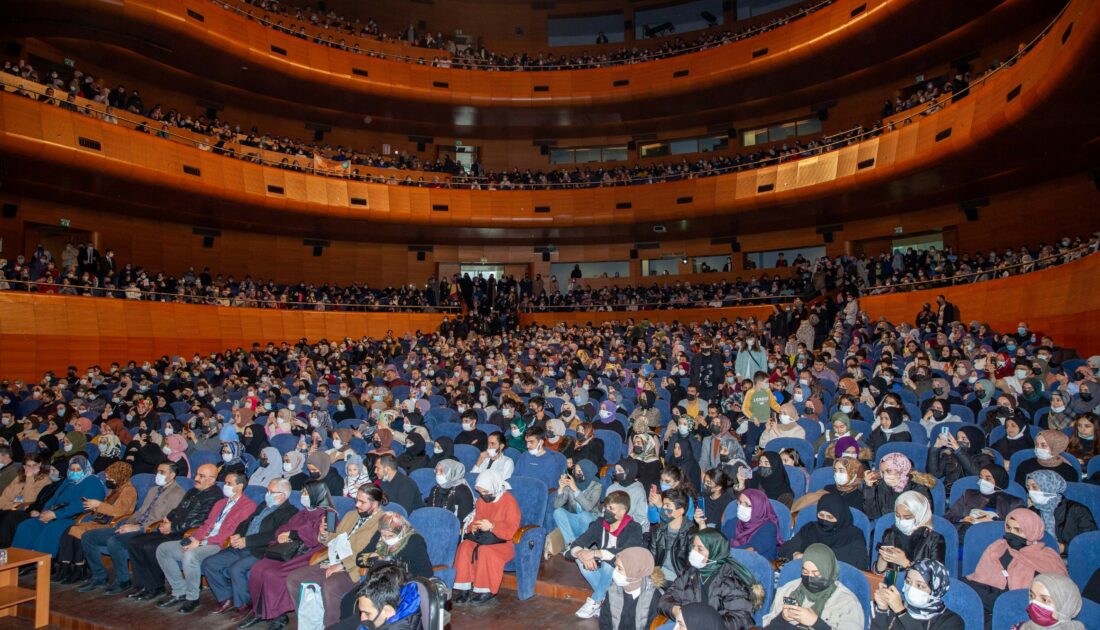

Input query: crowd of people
[222,0,834,71]
[0,256,1098,629]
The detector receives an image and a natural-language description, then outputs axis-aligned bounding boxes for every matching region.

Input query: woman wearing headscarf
[52,461,136,584]
[370,428,396,460]
[1041,391,1077,431]
[427,435,454,468]
[814,412,867,467]
[1069,381,1100,417]
[748,451,794,507]
[215,439,246,483]
[928,424,991,495]
[91,430,124,473]
[875,491,945,575]
[1065,412,1099,467]
[945,464,1024,538]
[249,446,284,487]
[355,510,432,578]
[551,459,601,547]
[659,528,762,630]
[566,422,606,469]
[758,403,807,449]
[780,493,868,569]
[53,430,88,462]
[1018,378,1048,418]
[866,407,912,453]
[0,457,61,548]
[162,433,191,478]
[991,412,1035,460]
[240,422,269,459]
[505,416,529,452]
[607,459,649,528]
[630,433,662,492]
[106,418,133,445]
[666,435,702,493]
[341,453,372,499]
[598,547,664,630]
[1015,573,1087,630]
[396,432,429,473]
[816,456,866,515]
[428,459,475,524]
[324,427,354,464]
[12,455,106,557]
[281,450,306,489]
[285,484,385,628]
[964,508,1067,616]
[871,558,963,629]
[242,480,334,630]
[765,543,864,629]
[967,378,995,416]
[1014,430,1078,486]
[545,417,573,454]
[864,453,935,521]
[298,450,343,497]
[1026,469,1096,554]
[700,414,744,475]
[730,488,783,560]
[452,469,522,606]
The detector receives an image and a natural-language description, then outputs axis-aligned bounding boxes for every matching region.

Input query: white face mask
[435,474,447,486]
[462,422,475,432]
[222,453,233,463]
[64,443,73,452]
[1015,370,1029,379]
[283,462,294,473]
[978,479,996,495]
[793,391,804,402]
[903,583,933,608]
[1029,490,1054,506]
[301,493,311,508]
[527,447,542,456]
[164,427,174,436]
[1051,405,1066,414]
[688,550,708,569]
[162,446,173,455]
[736,504,753,522]
[895,517,917,535]
[833,471,849,486]
[332,439,343,449]
[778,413,793,424]
[222,485,236,498]
[486,448,499,458]
[839,405,854,414]
[381,534,400,546]
[154,473,168,486]
[1034,448,1053,461]
[611,568,630,588]
[599,410,612,419]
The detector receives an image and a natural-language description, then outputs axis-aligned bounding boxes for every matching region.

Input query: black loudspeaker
[539,145,549,155]
[5,42,22,57]
[542,251,550,262]
[202,236,214,248]
[818,108,828,121]
[963,206,979,221]
[627,141,636,151]
[312,246,323,257]
[313,129,324,142]
[417,142,426,152]
[1,203,17,218]
[630,249,638,259]
[730,242,741,252]
[727,127,737,139]
[416,251,426,261]
[205,107,218,120]
[823,232,834,243]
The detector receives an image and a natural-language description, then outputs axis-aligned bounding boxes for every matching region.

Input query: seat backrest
[131,473,155,506]
[384,503,409,518]
[961,521,1060,576]
[942,577,984,630]
[807,467,836,493]
[593,429,622,465]
[791,503,871,550]
[243,484,267,506]
[409,507,461,575]
[765,437,814,471]
[452,444,480,472]
[777,559,869,626]
[771,499,791,542]
[784,466,808,499]
[332,496,355,520]
[729,548,775,626]
[431,422,463,442]
[410,468,437,499]
[190,450,220,470]
[871,514,959,576]
[270,433,298,455]
[1010,449,1081,481]
[1063,482,1100,524]
[796,419,822,444]
[1066,530,1100,591]
[508,476,549,528]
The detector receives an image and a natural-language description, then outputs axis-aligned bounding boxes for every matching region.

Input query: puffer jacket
[657,562,757,630]
[646,520,697,577]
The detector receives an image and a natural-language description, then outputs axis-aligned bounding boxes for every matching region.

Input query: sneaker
[575,597,600,619]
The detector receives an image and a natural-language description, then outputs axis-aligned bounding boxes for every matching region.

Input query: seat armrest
[512,525,539,544]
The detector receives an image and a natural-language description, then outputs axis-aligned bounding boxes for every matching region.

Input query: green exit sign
[894,226,904,234]
[59,218,70,227]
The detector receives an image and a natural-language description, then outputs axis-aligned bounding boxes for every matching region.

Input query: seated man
[77,460,187,592]
[514,426,564,489]
[117,463,222,599]
[455,408,488,451]
[201,477,297,619]
[472,432,514,480]
[564,490,643,619]
[375,454,424,514]
[154,472,255,613]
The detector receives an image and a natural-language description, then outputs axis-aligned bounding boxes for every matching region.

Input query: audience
[765,543,864,629]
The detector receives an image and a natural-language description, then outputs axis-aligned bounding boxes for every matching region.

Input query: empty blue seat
[409,507,461,588]
[410,468,437,499]
[807,467,837,493]
[453,444,480,472]
[502,476,549,600]
[1067,530,1100,592]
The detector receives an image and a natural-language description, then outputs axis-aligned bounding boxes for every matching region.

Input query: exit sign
[894,226,904,234]
[59,218,71,227]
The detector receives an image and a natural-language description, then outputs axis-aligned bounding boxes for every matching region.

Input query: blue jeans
[81,527,141,584]
[201,547,258,607]
[576,559,614,603]
[553,508,596,546]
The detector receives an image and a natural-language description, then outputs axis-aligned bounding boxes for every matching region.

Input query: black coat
[381,472,425,514]
[567,518,644,559]
[869,608,964,630]
[234,500,299,558]
[646,520,697,578]
[878,526,945,572]
[166,486,223,535]
[426,484,474,523]
[658,562,756,630]
[1040,498,1097,552]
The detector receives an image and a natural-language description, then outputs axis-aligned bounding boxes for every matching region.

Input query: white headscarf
[248,446,283,487]
[896,490,932,527]
[474,469,510,501]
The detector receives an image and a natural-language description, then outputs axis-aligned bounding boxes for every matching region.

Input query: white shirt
[472,453,514,480]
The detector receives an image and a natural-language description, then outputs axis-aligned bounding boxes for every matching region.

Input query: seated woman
[281,451,306,490]
[648,489,697,583]
[54,461,136,584]
[779,493,867,570]
[945,464,1024,538]
[1020,573,1088,630]
[1013,430,1078,486]
[249,446,284,488]
[730,488,782,561]
[875,492,945,576]
[658,528,762,629]
[763,543,864,630]
[927,425,991,495]
[758,404,806,449]
[665,435,702,493]
[1065,412,1099,467]
[396,432,430,472]
[285,485,385,629]
[608,460,649,528]
[631,433,663,492]
[747,451,794,508]
[866,408,912,453]
[870,559,963,630]
[1040,391,1077,431]
[217,439,248,483]
[646,465,696,525]
[0,454,52,545]
[241,480,334,630]
[12,455,105,557]
[989,411,1034,461]
[551,459,601,547]
[693,468,735,530]
[355,510,433,579]
[818,456,866,515]
[566,490,644,620]
[814,413,867,467]
[963,508,1067,617]
[452,469,521,607]
[1026,469,1096,554]
[598,547,664,630]
[422,459,472,522]
[863,453,935,521]
[779,448,810,497]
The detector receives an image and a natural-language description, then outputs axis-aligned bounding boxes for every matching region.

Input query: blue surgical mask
[264,492,280,508]
[49,471,61,482]
[659,482,672,492]
[264,402,273,411]
[57,407,67,417]
[68,470,85,482]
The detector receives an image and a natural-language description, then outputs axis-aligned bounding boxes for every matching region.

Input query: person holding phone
[763,543,863,629]
[863,453,934,521]
[875,492,944,576]
[871,559,962,629]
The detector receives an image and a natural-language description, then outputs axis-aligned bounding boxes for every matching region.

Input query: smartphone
[783,597,798,606]
[940,426,949,437]
[883,569,896,588]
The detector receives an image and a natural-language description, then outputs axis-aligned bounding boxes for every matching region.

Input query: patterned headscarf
[631,433,660,463]
[833,457,865,493]
[879,452,913,493]
[904,559,951,620]
[1026,469,1066,539]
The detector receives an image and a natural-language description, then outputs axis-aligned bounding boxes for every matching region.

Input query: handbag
[264,540,308,561]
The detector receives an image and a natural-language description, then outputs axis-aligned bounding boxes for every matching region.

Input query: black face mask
[933,387,945,396]
[633,444,645,455]
[1082,392,1094,402]
[817,518,839,533]
[711,424,723,436]
[801,575,831,593]
[479,492,495,502]
[1004,532,1028,551]
[931,409,946,421]
[757,467,773,478]
[372,440,382,449]
[719,453,733,463]
[105,479,117,490]
[573,473,585,484]
[309,470,321,480]
[614,471,628,484]
[603,509,616,523]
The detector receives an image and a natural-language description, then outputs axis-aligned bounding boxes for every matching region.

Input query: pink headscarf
[165,434,190,472]
[967,508,1067,590]
[879,452,913,493]
[730,488,784,548]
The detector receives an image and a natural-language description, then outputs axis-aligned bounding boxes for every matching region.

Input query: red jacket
[189,495,256,547]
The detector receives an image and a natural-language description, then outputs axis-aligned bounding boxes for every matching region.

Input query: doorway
[22,222,93,267]
[460,264,504,280]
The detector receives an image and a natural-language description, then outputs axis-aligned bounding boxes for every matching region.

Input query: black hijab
[427,436,454,467]
[801,492,856,547]
[304,479,335,510]
[614,458,639,486]
[397,432,429,472]
[748,451,792,499]
[667,436,702,490]
[681,602,725,630]
[241,424,270,458]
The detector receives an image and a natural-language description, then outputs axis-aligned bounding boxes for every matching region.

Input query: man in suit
[202,478,297,620]
[78,461,187,592]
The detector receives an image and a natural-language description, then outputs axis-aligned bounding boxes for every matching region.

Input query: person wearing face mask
[758,403,806,450]
[1020,573,1088,630]
[504,414,529,452]
[928,425,991,496]
[781,493,868,569]
[660,527,762,628]
[864,453,935,521]
[545,417,574,454]
[216,439,248,484]
[198,477,297,619]
[629,432,663,492]
[871,558,962,629]
[13,455,106,557]
[693,340,727,400]
[395,432,431,473]
[1040,391,1077,431]
[1065,412,1099,466]
[765,542,863,629]
[247,446,284,488]
[747,451,794,508]
[1069,380,1100,417]
[355,510,433,583]
[998,361,1033,396]
[875,491,944,577]
[694,469,735,530]
[1014,430,1078,486]
[648,489,698,583]
[964,509,1067,618]
[552,459,602,547]
[427,459,475,523]
[699,413,744,475]
[729,488,783,560]
[866,408,912,454]
[566,491,644,619]
[0,458,63,548]
[472,432,515,480]
[814,413,868,467]
[280,451,307,489]
[54,461,136,585]
[329,563,420,630]
[241,480,334,629]
[515,426,566,491]
[374,454,424,514]
[607,460,650,528]
[452,469,521,607]
[331,395,357,423]
[599,547,663,630]
[454,409,489,452]
[816,456,866,514]
[563,422,606,469]
[1026,470,1095,555]
[945,465,1024,537]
